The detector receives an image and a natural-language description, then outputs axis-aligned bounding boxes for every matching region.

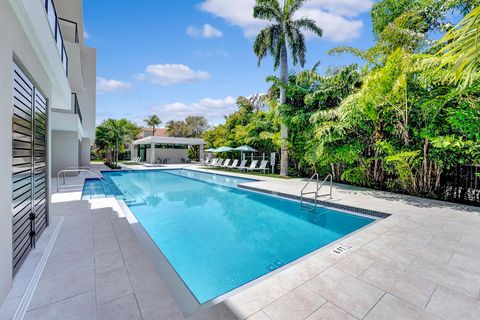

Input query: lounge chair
[131,156,141,163]
[227,159,239,169]
[213,159,224,167]
[202,158,211,166]
[206,158,218,167]
[236,160,248,170]
[221,159,231,168]
[242,160,258,172]
[247,160,269,173]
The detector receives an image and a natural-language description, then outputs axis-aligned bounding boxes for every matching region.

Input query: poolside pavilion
[130,136,206,164]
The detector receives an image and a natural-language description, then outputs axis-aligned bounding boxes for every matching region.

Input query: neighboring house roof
[137,128,168,138]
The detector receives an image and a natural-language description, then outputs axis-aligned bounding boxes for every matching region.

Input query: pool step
[300,203,317,213]
[81,179,146,206]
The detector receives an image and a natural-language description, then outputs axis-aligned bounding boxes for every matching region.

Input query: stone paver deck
[1,164,480,319]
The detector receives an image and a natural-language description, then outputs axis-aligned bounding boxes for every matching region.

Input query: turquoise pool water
[84,169,374,303]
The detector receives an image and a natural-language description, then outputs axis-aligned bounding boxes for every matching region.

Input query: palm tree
[253,0,323,176]
[95,119,139,168]
[437,6,480,87]
[144,115,162,136]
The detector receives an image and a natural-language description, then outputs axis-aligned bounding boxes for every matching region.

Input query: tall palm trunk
[279,42,289,177]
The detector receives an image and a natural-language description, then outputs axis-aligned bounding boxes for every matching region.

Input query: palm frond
[436,6,480,87]
[286,0,309,17]
[293,18,323,38]
[253,3,282,22]
[254,27,273,66]
[289,27,306,66]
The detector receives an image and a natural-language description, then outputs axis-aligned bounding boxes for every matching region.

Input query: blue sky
[84,0,375,126]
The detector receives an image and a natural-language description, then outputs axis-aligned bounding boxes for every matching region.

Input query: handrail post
[329,174,333,199]
[300,173,333,208]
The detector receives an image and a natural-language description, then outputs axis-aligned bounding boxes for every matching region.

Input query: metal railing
[300,173,333,207]
[58,17,79,43]
[44,0,68,75]
[57,167,147,205]
[57,167,114,191]
[71,93,82,124]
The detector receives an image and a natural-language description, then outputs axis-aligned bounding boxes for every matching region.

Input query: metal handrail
[56,167,145,204]
[301,173,318,196]
[57,168,114,191]
[300,173,333,207]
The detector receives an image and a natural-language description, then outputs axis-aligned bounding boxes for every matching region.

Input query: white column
[199,144,204,161]
[150,143,156,164]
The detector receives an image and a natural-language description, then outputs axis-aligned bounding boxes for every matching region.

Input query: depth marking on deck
[12,216,65,320]
[332,243,353,255]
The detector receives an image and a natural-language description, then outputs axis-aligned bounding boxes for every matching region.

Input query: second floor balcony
[43,0,68,75]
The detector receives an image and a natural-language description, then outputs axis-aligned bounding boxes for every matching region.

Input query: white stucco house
[0,0,96,303]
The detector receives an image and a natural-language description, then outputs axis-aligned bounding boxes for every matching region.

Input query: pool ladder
[300,173,333,208]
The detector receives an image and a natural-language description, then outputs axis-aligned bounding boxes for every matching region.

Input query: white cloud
[186,25,200,37]
[84,30,91,39]
[199,0,372,42]
[306,0,373,17]
[199,0,263,37]
[300,8,364,42]
[151,96,237,123]
[142,64,211,86]
[186,24,223,38]
[96,77,131,93]
[203,24,223,38]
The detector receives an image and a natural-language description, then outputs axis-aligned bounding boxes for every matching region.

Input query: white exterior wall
[51,131,80,176]
[79,46,96,140]
[0,0,95,303]
[80,138,91,166]
[49,0,96,174]
[0,0,68,302]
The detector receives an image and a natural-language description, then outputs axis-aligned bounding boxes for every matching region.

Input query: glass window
[155,144,188,149]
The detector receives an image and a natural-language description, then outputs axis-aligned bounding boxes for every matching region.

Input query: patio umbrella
[214,146,234,152]
[234,145,257,161]
[234,145,258,152]
[205,148,216,152]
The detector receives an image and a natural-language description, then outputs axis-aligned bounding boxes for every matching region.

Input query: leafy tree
[202,96,280,152]
[201,1,480,204]
[166,116,210,138]
[144,115,162,135]
[436,5,480,87]
[95,119,140,167]
[367,0,480,55]
[253,0,323,176]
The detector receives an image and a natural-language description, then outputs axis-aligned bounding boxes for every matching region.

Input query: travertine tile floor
[1,164,480,319]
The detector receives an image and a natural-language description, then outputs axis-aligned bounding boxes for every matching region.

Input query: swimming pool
[84,169,374,304]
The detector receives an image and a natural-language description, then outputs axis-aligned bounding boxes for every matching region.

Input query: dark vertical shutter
[12,64,48,274]
[33,89,48,236]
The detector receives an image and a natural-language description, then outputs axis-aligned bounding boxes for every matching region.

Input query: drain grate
[331,243,352,255]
